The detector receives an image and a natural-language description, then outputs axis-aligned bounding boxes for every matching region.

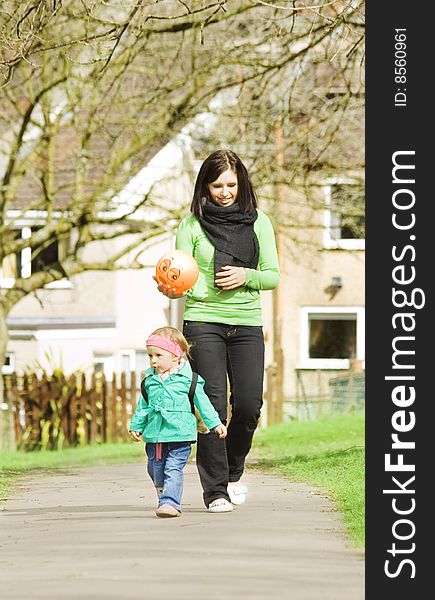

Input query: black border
[366,2,433,596]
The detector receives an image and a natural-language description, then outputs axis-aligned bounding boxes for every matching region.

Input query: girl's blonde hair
[149,326,191,358]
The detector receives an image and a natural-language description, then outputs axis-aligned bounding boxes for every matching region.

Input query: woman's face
[207,168,238,207]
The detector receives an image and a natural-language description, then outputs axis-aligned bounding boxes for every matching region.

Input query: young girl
[156,150,280,513]
[129,326,227,518]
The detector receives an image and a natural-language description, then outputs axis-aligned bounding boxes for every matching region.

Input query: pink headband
[146,334,183,357]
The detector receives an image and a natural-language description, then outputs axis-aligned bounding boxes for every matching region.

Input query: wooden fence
[1,371,139,450]
[0,365,289,450]
[264,363,284,426]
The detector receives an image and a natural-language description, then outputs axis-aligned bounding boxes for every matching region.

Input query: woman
[157,149,280,513]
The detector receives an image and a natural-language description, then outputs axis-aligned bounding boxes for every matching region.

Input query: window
[93,351,148,385]
[1,226,70,287]
[323,181,365,249]
[120,350,149,386]
[309,317,355,358]
[31,227,62,273]
[299,307,365,369]
[93,355,114,380]
[2,352,15,375]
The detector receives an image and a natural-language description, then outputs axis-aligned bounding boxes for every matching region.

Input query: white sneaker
[227,483,248,505]
[208,498,233,513]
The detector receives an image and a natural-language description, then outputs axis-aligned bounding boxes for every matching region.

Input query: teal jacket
[129,360,222,443]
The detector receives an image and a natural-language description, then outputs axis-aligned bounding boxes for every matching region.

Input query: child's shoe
[156,503,181,518]
[227,482,248,505]
[208,498,233,513]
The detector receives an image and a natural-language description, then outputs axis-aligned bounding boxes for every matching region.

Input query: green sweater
[175,209,280,326]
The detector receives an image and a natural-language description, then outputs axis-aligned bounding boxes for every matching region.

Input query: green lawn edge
[0,442,144,502]
[249,412,365,549]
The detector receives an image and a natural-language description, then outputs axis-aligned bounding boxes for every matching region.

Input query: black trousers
[183,321,265,507]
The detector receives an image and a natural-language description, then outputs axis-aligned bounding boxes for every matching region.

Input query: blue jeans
[146,442,191,511]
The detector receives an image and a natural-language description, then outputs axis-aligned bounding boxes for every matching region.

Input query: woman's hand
[130,431,142,442]
[215,266,246,290]
[214,424,227,439]
[152,275,185,299]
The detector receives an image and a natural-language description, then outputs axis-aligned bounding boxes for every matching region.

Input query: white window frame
[299,306,365,370]
[119,349,150,388]
[120,349,135,373]
[121,348,149,372]
[323,178,365,250]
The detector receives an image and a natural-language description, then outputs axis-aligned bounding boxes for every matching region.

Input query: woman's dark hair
[191,150,258,216]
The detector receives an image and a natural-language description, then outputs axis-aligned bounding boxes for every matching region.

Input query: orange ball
[155,250,199,293]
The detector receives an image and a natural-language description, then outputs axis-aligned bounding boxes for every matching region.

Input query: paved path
[0,462,364,600]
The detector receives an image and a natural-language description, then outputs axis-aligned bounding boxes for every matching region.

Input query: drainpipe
[272,125,285,423]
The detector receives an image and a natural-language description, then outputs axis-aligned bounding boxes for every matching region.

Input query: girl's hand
[214,424,227,439]
[130,431,142,442]
[152,275,185,299]
[215,266,246,290]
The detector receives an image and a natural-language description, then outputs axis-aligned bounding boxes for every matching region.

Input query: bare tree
[189,0,365,256]
[0,0,365,389]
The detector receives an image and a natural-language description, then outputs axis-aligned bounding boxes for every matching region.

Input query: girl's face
[207,168,238,207]
[147,345,179,374]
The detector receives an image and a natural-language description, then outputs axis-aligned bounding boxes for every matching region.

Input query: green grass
[0,442,144,501]
[250,412,365,548]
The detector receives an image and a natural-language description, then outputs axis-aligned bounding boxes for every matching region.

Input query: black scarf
[198,200,259,282]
